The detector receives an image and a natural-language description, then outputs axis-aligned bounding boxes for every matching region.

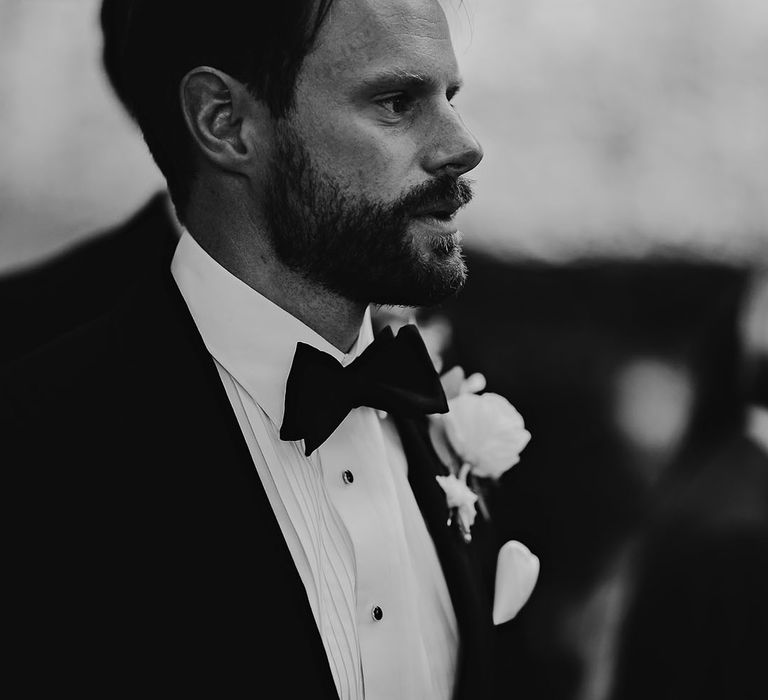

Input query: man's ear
[179,66,269,173]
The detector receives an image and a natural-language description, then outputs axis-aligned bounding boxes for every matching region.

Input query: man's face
[263,0,483,307]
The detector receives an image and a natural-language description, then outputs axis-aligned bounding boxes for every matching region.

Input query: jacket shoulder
[1,312,126,422]
[0,192,177,366]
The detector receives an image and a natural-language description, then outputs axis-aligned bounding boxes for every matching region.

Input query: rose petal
[439,366,466,400]
[461,372,487,395]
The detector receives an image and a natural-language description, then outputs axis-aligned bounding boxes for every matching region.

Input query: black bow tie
[280,324,449,456]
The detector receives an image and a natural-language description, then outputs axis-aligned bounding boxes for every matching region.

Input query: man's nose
[423,108,484,178]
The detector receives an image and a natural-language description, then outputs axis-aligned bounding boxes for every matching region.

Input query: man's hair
[99,0,336,217]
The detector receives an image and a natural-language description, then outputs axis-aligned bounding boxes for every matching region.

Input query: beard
[262,121,473,307]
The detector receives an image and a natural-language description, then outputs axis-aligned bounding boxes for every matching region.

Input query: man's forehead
[326,0,449,38]
[311,0,458,80]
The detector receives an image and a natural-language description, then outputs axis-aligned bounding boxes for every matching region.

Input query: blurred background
[2,1,767,699]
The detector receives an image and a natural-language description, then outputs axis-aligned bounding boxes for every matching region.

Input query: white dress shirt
[171,232,458,700]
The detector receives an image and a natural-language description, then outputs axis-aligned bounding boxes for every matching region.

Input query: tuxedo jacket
[2,270,502,698]
[0,191,178,368]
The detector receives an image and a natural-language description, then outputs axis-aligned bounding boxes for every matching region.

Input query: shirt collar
[170,230,374,427]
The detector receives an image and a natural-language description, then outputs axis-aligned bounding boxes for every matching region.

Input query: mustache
[396,176,474,216]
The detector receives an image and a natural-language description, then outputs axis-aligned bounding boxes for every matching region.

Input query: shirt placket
[319,407,423,700]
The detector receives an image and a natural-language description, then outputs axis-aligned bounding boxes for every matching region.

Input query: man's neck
[184,213,366,353]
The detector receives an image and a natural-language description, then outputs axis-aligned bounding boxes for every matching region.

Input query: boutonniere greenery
[430,367,531,543]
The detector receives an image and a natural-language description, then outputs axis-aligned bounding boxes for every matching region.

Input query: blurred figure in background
[604,272,768,700]
[0,2,177,367]
[561,269,768,700]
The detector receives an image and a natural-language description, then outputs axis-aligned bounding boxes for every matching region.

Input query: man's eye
[378,94,413,115]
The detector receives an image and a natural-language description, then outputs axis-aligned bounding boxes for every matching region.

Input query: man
[0,2,179,368]
[3,1,507,698]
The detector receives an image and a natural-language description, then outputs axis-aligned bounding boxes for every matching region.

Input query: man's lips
[409,200,464,236]
[411,199,463,221]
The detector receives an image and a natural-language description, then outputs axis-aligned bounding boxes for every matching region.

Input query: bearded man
[1,1,511,697]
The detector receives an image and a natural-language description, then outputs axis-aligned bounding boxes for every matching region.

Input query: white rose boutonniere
[441,392,531,479]
[430,367,532,542]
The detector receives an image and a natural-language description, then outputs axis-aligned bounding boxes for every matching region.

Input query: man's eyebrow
[360,69,463,93]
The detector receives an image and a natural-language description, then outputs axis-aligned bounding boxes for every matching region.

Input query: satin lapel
[393,414,496,700]
[113,271,339,698]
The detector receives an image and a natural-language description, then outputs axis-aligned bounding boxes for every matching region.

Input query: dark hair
[99,0,336,218]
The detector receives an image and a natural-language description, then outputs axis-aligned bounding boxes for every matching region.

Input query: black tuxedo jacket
[2,270,501,697]
[0,191,178,368]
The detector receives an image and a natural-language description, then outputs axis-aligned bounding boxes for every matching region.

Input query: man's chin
[427,249,468,303]
[411,230,467,302]
[363,249,467,308]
